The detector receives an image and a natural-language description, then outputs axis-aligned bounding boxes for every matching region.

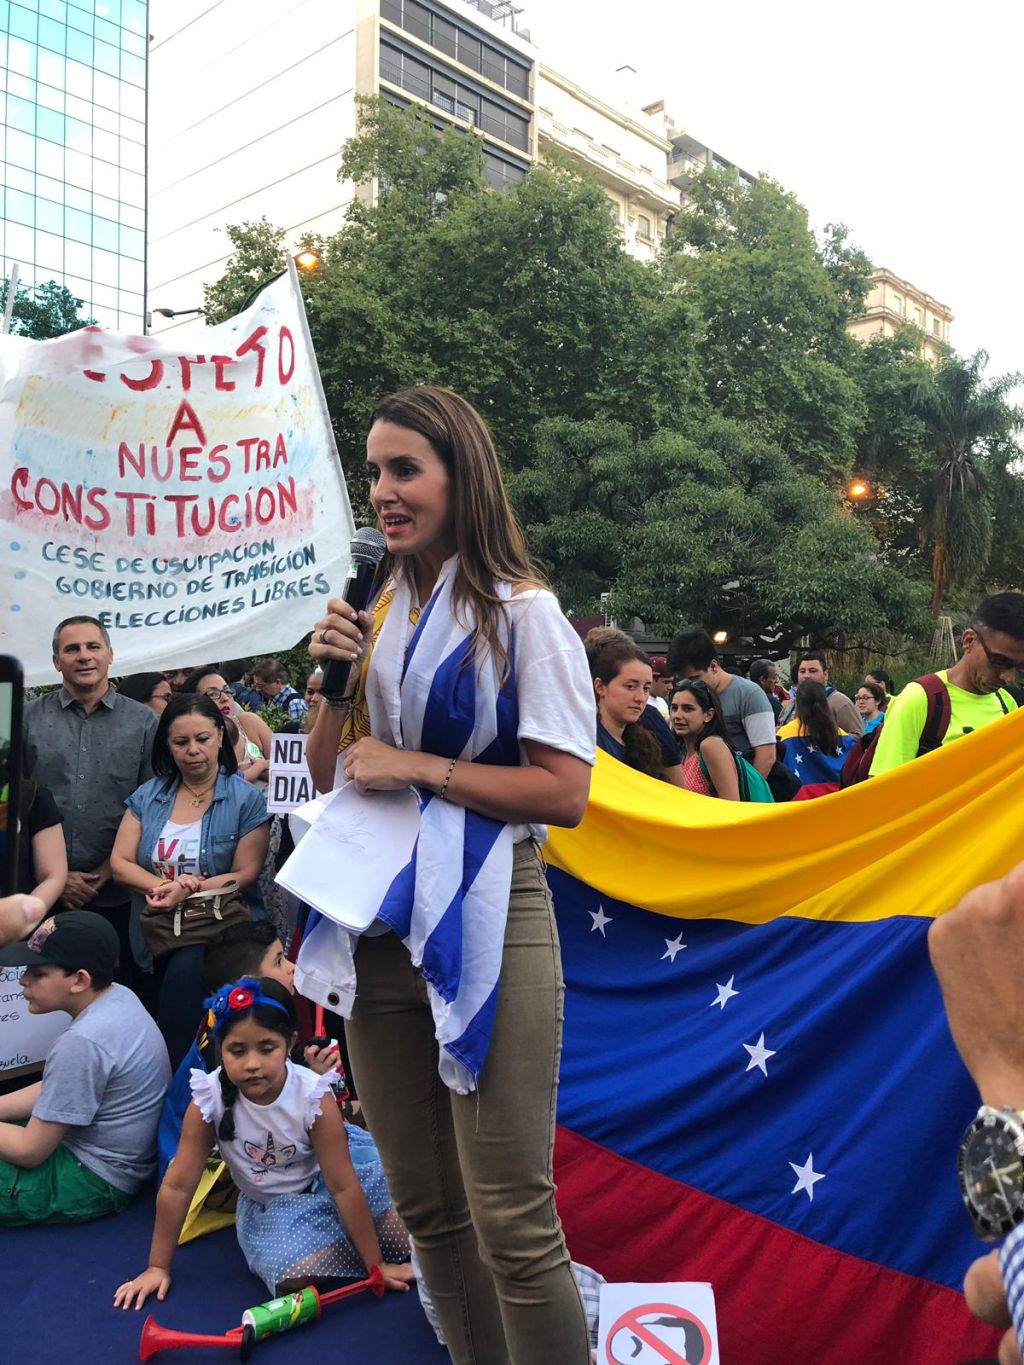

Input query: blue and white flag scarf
[295,555,520,1094]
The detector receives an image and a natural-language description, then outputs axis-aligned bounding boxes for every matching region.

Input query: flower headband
[203,977,292,1034]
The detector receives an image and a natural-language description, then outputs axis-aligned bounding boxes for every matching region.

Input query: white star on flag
[589,905,613,937]
[711,976,738,1009]
[661,934,686,962]
[794,753,803,766]
[789,1153,826,1200]
[743,1032,776,1076]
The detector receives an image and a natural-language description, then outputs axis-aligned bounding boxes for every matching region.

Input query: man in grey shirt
[668,629,777,776]
[778,650,864,737]
[0,910,170,1221]
[24,616,157,979]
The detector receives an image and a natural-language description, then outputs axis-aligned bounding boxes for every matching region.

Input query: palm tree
[913,350,1022,613]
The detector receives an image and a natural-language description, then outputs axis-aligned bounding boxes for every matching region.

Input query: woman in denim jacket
[112,694,270,1066]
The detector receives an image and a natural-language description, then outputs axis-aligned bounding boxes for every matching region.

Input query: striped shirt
[1000,1222,1024,1353]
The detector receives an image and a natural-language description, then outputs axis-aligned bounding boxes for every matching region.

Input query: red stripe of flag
[554,1127,1000,1365]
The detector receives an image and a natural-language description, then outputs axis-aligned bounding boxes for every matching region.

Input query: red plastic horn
[138,1266,386,1360]
[139,1316,243,1361]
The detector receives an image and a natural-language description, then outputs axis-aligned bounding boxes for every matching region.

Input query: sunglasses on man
[969,626,1024,676]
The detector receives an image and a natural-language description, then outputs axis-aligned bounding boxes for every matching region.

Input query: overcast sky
[532,0,1021,384]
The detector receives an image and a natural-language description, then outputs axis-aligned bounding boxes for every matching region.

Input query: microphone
[320,527,387,705]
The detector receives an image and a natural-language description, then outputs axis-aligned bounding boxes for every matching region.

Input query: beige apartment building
[534,67,679,260]
[848,267,953,363]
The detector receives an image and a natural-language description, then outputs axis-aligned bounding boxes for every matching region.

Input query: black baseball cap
[0,911,119,978]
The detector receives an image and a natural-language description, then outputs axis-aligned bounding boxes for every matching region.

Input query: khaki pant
[346,841,590,1365]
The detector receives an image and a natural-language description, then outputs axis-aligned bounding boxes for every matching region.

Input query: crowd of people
[586,592,1024,808]
[2,382,1024,1363]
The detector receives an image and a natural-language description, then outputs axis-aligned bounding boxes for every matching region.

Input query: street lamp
[712,629,730,645]
[846,478,872,502]
[294,246,323,273]
[150,306,205,319]
[239,249,324,312]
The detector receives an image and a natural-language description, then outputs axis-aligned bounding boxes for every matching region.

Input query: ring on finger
[318,629,329,645]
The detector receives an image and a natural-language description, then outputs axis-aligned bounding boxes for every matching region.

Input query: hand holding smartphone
[0,656,23,899]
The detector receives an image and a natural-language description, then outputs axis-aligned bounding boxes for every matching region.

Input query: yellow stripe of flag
[545,711,1024,925]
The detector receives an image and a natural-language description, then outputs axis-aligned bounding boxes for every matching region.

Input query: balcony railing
[464,0,531,42]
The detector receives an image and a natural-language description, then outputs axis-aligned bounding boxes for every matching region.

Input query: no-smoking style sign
[599,1284,720,1365]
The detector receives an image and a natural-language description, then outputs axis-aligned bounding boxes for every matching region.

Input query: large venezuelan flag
[545,717,1024,1364]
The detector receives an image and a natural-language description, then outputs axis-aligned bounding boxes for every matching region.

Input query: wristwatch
[958,1105,1024,1238]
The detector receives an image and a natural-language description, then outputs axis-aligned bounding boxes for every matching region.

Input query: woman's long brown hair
[368,386,545,678]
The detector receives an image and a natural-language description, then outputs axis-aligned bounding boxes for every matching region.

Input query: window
[891,294,904,315]
[404,0,431,43]
[505,61,529,99]
[932,318,941,337]
[433,16,457,58]
[484,151,527,191]
[636,214,652,241]
[457,31,481,72]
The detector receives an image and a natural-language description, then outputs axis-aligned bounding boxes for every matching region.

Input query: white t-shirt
[190,1059,337,1204]
[151,818,202,879]
[484,590,596,843]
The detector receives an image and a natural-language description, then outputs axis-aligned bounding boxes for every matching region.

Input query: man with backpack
[866,593,1024,779]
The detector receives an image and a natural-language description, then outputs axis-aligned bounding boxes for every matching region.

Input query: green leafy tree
[202,218,291,323]
[512,414,930,651]
[211,98,699,488]
[0,279,95,338]
[664,169,871,479]
[910,350,1022,612]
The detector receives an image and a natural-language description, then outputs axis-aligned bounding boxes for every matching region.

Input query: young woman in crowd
[777,680,857,796]
[854,680,887,734]
[183,667,271,783]
[587,633,684,784]
[117,672,174,716]
[113,977,413,1307]
[110,695,270,1068]
[305,385,596,1365]
[864,668,894,707]
[668,679,741,799]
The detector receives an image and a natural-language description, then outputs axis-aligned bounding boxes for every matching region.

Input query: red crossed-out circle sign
[604,1301,714,1365]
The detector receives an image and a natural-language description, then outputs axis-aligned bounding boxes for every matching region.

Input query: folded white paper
[276,782,420,932]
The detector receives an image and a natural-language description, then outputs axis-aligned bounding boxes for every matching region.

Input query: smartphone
[0,656,24,897]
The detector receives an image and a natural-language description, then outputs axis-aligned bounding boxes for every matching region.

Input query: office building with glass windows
[1,0,148,331]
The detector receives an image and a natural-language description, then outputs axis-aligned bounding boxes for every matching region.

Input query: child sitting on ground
[115,977,414,1306]
[0,911,170,1224]
[158,922,341,1183]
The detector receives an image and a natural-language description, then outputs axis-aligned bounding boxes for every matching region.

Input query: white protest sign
[0,965,70,1074]
[267,731,317,814]
[598,1282,719,1365]
[0,261,354,684]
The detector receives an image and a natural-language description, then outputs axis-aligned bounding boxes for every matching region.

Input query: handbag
[141,879,250,958]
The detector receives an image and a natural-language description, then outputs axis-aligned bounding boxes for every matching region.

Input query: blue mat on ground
[7,1188,447,1364]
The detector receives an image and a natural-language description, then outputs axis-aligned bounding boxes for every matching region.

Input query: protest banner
[266,731,316,814]
[0,261,354,684]
[0,963,70,1076]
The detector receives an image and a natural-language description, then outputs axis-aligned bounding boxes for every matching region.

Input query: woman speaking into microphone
[306,387,596,1365]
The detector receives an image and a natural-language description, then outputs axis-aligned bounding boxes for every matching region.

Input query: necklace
[181,778,216,808]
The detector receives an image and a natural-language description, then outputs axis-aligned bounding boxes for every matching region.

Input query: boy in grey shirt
[0,911,170,1223]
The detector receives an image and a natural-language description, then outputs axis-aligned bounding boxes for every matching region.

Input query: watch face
[959,1113,1024,1237]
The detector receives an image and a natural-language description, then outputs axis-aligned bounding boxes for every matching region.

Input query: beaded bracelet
[324,693,356,710]
[439,757,457,801]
